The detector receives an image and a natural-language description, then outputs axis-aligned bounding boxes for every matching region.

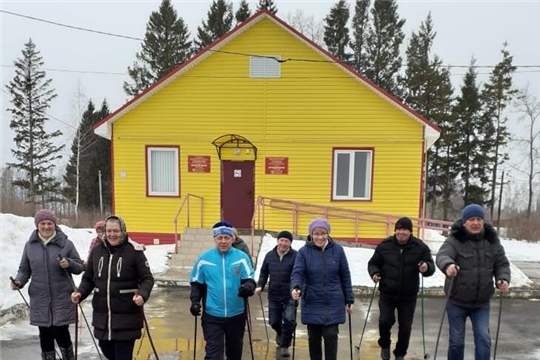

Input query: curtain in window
[150,150,176,193]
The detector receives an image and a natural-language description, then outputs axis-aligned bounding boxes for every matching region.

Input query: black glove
[238,280,255,298]
[190,302,201,316]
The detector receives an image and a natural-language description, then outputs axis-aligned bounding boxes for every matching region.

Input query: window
[147,146,179,197]
[333,149,373,200]
[250,55,281,78]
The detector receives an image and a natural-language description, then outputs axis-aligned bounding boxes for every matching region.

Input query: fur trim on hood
[450,219,499,244]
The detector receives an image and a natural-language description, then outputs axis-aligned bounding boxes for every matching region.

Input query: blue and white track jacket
[190,247,254,318]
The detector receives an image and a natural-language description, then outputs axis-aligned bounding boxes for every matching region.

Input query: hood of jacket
[305,235,336,249]
[28,226,69,247]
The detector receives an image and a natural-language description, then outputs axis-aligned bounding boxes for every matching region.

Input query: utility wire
[2,89,78,130]
[0,9,143,41]
[1,63,539,77]
[2,10,539,70]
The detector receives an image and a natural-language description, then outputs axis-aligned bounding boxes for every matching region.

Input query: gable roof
[94,9,441,148]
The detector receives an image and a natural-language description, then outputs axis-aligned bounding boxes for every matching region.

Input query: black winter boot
[41,351,56,360]
[60,345,75,360]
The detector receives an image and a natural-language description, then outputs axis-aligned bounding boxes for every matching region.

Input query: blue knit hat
[308,218,331,235]
[462,204,485,222]
[212,221,234,238]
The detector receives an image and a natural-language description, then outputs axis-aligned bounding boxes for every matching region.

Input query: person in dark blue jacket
[190,221,256,360]
[255,230,298,358]
[291,218,354,360]
[368,217,435,360]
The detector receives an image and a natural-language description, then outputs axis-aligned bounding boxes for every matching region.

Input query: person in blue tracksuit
[291,218,354,360]
[255,230,298,357]
[190,221,256,360]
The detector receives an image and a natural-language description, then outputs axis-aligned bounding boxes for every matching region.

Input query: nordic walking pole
[493,291,504,360]
[292,299,299,360]
[9,276,29,307]
[348,310,353,360]
[421,275,430,359]
[434,276,455,360]
[193,315,198,360]
[245,299,255,360]
[258,294,269,344]
[355,282,377,353]
[10,276,63,360]
[59,255,104,360]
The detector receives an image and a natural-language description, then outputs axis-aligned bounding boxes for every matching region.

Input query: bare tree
[512,86,540,218]
[286,9,324,46]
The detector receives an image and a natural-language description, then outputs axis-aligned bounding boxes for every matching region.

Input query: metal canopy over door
[221,160,255,228]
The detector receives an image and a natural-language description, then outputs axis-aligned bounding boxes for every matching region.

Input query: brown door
[221,160,255,228]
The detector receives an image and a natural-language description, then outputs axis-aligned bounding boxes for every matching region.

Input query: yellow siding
[111,18,425,239]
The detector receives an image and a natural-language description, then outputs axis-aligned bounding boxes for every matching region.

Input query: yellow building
[94,10,440,245]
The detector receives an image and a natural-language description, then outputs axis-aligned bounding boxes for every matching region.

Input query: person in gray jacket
[11,209,84,360]
[436,204,510,360]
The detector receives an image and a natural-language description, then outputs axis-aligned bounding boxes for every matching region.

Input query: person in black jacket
[436,204,510,360]
[367,217,435,360]
[71,215,154,360]
[255,230,298,358]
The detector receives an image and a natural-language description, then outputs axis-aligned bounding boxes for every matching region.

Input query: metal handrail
[173,193,204,253]
[253,196,454,242]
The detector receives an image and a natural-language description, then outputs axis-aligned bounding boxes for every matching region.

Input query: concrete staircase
[154,227,263,287]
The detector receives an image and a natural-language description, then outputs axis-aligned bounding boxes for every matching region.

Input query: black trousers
[307,324,339,360]
[38,325,72,352]
[201,312,246,360]
[98,339,135,360]
[377,293,417,357]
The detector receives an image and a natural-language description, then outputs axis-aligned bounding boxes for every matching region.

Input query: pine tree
[481,42,517,219]
[256,0,278,14]
[5,39,64,207]
[235,0,251,24]
[323,0,351,62]
[454,59,491,205]
[351,0,370,74]
[64,100,111,213]
[363,0,405,97]
[124,0,192,97]
[196,0,234,50]
[402,13,456,219]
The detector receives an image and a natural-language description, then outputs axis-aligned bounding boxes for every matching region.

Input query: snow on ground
[0,213,173,311]
[1,213,538,313]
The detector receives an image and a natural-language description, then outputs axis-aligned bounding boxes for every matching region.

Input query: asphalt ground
[1,287,539,359]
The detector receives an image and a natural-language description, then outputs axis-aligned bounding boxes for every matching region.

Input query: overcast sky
[1,0,539,185]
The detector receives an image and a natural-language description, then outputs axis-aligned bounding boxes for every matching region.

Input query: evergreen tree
[235,0,251,24]
[5,39,63,207]
[454,59,491,205]
[351,0,371,74]
[402,13,456,219]
[256,0,278,14]
[481,42,517,219]
[124,0,192,97]
[196,0,234,50]
[64,100,111,213]
[363,0,405,97]
[323,0,351,62]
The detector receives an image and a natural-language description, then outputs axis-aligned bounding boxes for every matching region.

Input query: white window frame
[332,149,373,200]
[147,146,179,197]
[250,55,281,78]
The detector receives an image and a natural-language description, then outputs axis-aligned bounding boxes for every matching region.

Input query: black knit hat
[394,217,413,232]
[277,230,293,242]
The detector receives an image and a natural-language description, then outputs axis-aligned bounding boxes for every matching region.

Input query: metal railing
[251,196,454,243]
[173,193,204,253]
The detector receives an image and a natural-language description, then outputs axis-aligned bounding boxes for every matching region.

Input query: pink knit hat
[34,209,57,227]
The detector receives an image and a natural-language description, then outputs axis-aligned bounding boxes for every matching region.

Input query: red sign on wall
[265,157,289,175]
[188,155,211,173]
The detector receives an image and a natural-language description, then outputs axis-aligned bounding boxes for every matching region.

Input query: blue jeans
[268,298,296,347]
[446,302,491,360]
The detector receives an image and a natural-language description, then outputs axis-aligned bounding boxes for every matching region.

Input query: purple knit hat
[308,218,331,235]
[34,209,57,227]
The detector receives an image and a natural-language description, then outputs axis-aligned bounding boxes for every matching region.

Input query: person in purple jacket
[291,218,354,360]
[11,209,84,360]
